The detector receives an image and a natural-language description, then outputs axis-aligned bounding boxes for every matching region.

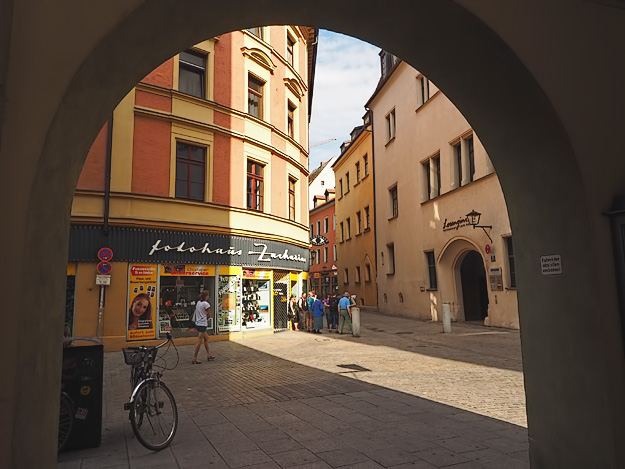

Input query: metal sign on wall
[69,225,309,270]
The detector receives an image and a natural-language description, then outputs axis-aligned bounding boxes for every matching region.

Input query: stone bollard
[442,303,452,333]
[351,307,361,337]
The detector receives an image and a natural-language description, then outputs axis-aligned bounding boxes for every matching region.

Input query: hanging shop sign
[127,264,158,341]
[70,226,309,270]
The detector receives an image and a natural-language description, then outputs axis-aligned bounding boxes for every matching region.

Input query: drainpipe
[103,113,113,235]
[365,108,378,304]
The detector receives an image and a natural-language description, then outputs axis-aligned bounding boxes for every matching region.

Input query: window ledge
[355,232,362,237]
[388,215,398,221]
[386,272,395,276]
[362,173,370,180]
[426,288,438,292]
[385,137,396,147]
[364,227,371,232]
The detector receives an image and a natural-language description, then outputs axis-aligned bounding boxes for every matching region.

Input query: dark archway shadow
[58,340,529,468]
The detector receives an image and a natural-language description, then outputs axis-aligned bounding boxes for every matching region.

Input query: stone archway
[2,1,625,467]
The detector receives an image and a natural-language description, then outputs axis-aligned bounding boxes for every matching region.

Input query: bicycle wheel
[58,392,75,451]
[130,380,178,451]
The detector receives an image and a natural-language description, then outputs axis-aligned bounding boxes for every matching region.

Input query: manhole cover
[337,364,371,372]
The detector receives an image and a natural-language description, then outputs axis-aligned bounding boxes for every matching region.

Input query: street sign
[96,261,112,275]
[97,247,114,262]
[95,275,111,285]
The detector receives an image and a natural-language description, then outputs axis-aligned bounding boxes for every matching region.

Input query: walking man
[337,291,353,335]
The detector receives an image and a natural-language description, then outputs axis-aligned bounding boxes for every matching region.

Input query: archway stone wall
[2,1,625,467]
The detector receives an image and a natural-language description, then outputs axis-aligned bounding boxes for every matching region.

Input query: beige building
[368,53,518,329]
[332,117,377,308]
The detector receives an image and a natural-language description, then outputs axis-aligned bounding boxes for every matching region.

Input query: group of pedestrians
[288,290,355,335]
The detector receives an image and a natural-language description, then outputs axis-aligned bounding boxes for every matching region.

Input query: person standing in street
[298,293,309,331]
[192,289,215,364]
[329,292,339,332]
[337,291,353,335]
[312,295,325,334]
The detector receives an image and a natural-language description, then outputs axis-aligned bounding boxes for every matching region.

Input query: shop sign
[242,269,271,279]
[127,264,158,341]
[160,264,216,276]
[442,215,471,232]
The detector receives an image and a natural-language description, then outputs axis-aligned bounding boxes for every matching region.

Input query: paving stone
[219,449,274,468]
[413,446,472,467]
[256,437,305,455]
[387,462,436,469]
[436,436,488,453]
[362,447,422,467]
[316,448,371,467]
[270,448,322,467]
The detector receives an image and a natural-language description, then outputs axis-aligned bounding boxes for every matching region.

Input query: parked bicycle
[122,332,179,451]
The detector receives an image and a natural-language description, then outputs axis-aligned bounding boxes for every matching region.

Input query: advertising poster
[217,275,241,332]
[160,264,216,276]
[127,264,158,341]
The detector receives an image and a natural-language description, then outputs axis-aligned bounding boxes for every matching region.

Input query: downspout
[103,113,113,235]
[365,108,379,304]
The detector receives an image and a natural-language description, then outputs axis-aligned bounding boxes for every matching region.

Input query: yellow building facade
[332,118,378,308]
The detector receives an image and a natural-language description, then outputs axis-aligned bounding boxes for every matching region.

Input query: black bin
[60,341,104,451]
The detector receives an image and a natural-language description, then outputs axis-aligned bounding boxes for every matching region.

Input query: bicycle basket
[122,347,142,366]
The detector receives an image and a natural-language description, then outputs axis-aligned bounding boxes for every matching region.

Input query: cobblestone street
[59,312,528,468]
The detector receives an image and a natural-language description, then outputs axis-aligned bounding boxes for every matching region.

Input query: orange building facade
[68,27,316,350]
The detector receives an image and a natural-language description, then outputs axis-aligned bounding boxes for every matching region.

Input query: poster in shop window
[127,264,158,340]
[217,275,241,332]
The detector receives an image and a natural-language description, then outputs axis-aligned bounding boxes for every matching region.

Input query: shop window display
[159,266,215,338]
[242,273,271,329]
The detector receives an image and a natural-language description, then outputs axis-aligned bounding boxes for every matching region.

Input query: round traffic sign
[97,247,114,261]
[97,261,112,275]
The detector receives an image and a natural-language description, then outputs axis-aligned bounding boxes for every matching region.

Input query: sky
[308,30,382,171]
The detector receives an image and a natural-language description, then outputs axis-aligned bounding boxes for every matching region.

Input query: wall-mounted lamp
[466,209,493,243]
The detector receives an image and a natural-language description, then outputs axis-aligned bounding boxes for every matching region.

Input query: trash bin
[59,337,103,452]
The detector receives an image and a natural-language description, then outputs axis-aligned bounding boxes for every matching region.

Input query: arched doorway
[3,2,625,468]
[460,251,489,322]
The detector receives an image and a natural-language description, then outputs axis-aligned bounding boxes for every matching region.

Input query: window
[417,75,430,108]
[364,154,369,176]
[344,268,349,284]
[357,211,362,234]
[364,206,370,230]
[246,160,264,211]
[324,246,328,263]
[287,36,295,66]
[287,102,295,138]
[387,243,395,275]
[422,159,431,202]
[454,142,462,188]
[356,162,361,183]
[340,222,344,242]
[365,263,371,282]
[176,142,206,201]
[425,250,437,289]
[339,179,343,197]
[310,224,314,236]
[324,217,329,233]
[316,249,320,264]
[506,237,516,288]
[333,213,336,230]
[179,50,206,98]
[316,220,321,235]
[389,186,398,218]
[346,217,351,239]
[386,109,396,143]
[355,266,361,283]
[248,75,264,119]
[467,136,475,182]
[346,172,350,192]
[422,154,441,201]
[247,27,263,39]
[333,245,337,261]
[288,177,296,221]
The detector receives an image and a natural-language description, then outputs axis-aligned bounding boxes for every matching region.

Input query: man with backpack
[298,293,309,332]
[329,292,339,332]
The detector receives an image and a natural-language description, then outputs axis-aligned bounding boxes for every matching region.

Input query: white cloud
[309,31,381,168]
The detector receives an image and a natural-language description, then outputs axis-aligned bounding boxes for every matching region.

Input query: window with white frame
[333,213,336,230]
[287,102,296,138]
[333,244,337,261]
[385,109,396,143]
[364,154,369,176]
[324,217,329,233]
[247,27,263,39]
[416,75,430,108]
[247,75,264,119]
[421,153,441,202]
[356,162,361,183]
[286,35,295,66]
[246,160,264,211]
